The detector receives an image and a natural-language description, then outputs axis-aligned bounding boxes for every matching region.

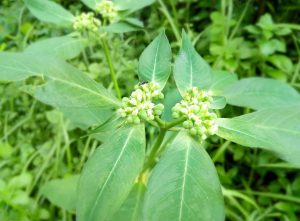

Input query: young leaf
[40,175,79,212]
[143,132,224,221]
[0,53,121,109]
[138,31,172,89]
[77,124,146,221]
[111,182,146,221]
[24,0,74,25]
[223,77,300,110]
[217,106,300,165]
[25,35,86,60]
[174,30,212,96]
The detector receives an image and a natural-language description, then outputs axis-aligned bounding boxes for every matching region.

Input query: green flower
[96,0,118,22]
[172,87,218,140]
[118,82,164,124]
[73,12,101,33]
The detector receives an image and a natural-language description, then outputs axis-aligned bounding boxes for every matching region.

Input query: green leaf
[102,22,142,33]
[223,77,300,110]
[81,0,154,12]
[138,31,172,89]
[0,53,121,109]
[211,96,226,109]
[24,0,74,25]
[89,113,125,141]
[174,30,212,96]
[58,107,112,129]
[124,18,144,28]
[162,88,182,121]
[209,70,238,96]
[267,55,293,74]
[111,182,146,221]
[80,0,100,9]
[217,106,300,165]
[114,0,155,13]
[40,175,79,212]
[143,132,224,221]
[77,124,146,221]
[25,35,86,60]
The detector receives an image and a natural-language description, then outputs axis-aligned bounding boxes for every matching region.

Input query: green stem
[101,36,121,99]
[165,117,186,129]
[241,190,300,204]
[143,129,167,171]
[158,0,181,42]
[229,0,250,40]
[212,140,231,162]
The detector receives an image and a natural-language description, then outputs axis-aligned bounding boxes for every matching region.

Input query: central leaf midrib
[87,128,134,220]
[151,35,162,82]
[178,145,190,221]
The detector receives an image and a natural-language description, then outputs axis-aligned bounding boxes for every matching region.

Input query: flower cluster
[96,0,118,22]
[172,87,218,140]
[73,12,101,32]
[118,82,164,124]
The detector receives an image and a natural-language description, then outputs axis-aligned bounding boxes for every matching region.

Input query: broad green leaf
[111,182,146,221]
[162,88,182,121]
[174,30,212,96]
[0,53,121,109]
[209,70,238,96]
[143,132,224,221]
[59,107,112,129]
[40,175,79,212]
[217,106,300,165]
[25,35,86,60]
[81,0,154,12]
[89,113,125,141]
[138,31,172,89]
[102,22,142,33]
[24,0,74,25]
[77,124,146,221]
[22,85,113,129]
[114,0,155,13]
[223,77,300,110]
[211,96,226,109]
[81,0,100,9]
[124,18,144,28]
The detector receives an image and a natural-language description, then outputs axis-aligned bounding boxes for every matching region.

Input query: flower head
[172,87,218,140]
[73,12,101,33]
[118,82,164,124]
[96,0,118,22]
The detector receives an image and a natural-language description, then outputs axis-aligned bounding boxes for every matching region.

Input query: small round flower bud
[190,128,197,135]
[127,116,133,123]
[183,120,193,129]
[133,117,141,124]
[172,112,180,119]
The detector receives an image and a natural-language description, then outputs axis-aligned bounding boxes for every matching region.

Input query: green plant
[1,28,300,220]
[23,0,154,99]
